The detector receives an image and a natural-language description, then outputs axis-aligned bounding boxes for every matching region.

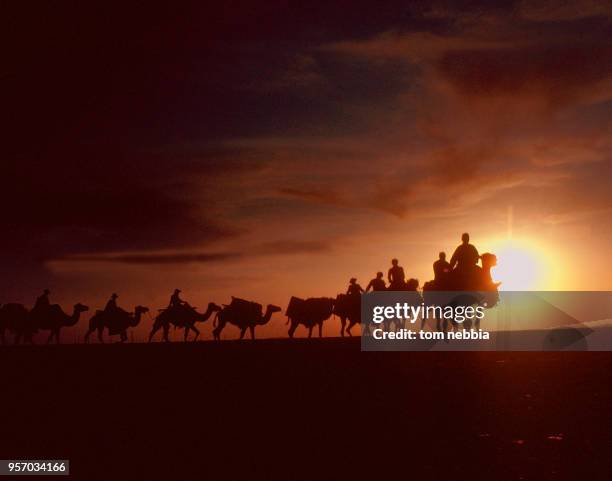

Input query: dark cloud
[55,252,240,265]
[279,188,345,207]
[51,240,331,265]
[437,44,612,107]
[257,240,332,255]
[1,148,250,263]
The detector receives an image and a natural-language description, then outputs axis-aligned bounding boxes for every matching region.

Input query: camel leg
[55,329,61,344]
[97,327,104,343]
[183,327,190,342]
[46,330,54,344]
[308,326,313,338]
[318,322,323,338]
[191,325,200,341]
[340,317,346,337]
[239,327,247,340]
[148,323,160,342]
[288,322,297,338]
[249,325,255,340]
[162,325,170,342]
[347,322,353,336]
[120,331,127,343]
[212,326,221,341]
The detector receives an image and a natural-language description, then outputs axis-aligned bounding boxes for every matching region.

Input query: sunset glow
[489,238,558,290]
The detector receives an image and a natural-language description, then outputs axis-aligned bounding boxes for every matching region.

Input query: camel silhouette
[212,297,281,340]
[38,303,90,344]
[285,297,335,338]
[148,302,221,342]
[0,302,88,344]
[0,303,31,344]
[334,294,362,337]
[84,305,149,343]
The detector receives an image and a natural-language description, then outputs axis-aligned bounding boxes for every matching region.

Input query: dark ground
[1,338,611,480]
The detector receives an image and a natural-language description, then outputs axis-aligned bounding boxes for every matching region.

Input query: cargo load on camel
[285,296,305,319]
[228,297,263,322]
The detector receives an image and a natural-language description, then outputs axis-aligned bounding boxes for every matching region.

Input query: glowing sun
[489,239,550,290]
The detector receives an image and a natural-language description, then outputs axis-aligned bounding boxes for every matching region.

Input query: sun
[488,239,551,290]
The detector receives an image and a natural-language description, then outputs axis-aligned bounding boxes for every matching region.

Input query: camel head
[74,303,89,314]
[62,303,89,327]
[267,304,281,313]
[264,304,282,320]
[480,253,497,271]
[207,302,223,313]
[135,305,150,315]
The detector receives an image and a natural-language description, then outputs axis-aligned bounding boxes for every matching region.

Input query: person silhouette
[433,252,451,284]
[366,272,386,292]
[168,289,185,309]
[388,259,406,290]
[104,293,119,313]
[449,233,479,273]
[33,289,51,311]
[346,278,364,296]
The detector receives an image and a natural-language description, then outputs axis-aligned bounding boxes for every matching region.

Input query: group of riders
[344,232,494,297]
[29,288,190,328]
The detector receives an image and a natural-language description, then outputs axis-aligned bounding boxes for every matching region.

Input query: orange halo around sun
[487,238,560,291]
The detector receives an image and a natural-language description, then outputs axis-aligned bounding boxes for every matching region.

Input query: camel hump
[48,304,65,316]
[1,303,27,315]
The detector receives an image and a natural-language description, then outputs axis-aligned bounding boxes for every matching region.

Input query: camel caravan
[0,233,500,345]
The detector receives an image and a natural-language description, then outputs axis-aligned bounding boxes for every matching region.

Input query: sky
[3,1,612,339]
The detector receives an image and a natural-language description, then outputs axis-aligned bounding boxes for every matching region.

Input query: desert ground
[1,338,611,480]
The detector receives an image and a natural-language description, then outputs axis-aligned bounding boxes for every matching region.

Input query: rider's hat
[43,289,50,295]
[174,289,181,293]
[111,293,119,299]
[350,277,357,283]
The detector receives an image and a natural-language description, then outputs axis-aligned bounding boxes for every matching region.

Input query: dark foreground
[1,338,611,480]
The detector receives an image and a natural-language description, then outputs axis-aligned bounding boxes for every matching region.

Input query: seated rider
[104,293,119,313]
[168,289,185,309]
[388,259,406,290]
[450,233,479,273]
[433,252,451,284]
[366,272,386,292]
[346,278,364,297]
[449,233,480,289]
[33,289,51,311]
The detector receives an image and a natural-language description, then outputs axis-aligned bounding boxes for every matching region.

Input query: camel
[285,297,335,338]
[40,303,89,344]
[212,297,281,340]
[0,303,31,344]
[334,293,363,337]
[84,305,149,343]
[148,302,221,342]
[423,253,499,332]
